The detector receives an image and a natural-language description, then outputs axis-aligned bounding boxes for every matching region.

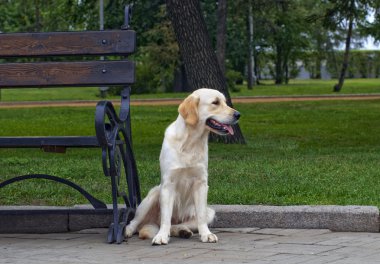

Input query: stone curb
[210,205,379,232]
[0,205,378,233]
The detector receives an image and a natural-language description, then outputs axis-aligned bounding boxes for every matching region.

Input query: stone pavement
[1,228,380,264]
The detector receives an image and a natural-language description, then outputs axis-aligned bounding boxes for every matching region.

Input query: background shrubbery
[0,0,379,94]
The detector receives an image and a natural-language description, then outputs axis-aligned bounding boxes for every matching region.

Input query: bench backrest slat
[0,60,135,88]
[0,30,136,57]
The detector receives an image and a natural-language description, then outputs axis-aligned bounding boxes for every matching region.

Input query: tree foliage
[0,0,98,32]
[307,0,379,91]
[0,0,379,93]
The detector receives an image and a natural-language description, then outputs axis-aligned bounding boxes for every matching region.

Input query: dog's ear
[178,94,200,126]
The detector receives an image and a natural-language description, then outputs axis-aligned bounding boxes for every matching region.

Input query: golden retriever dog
[124,88,240,245]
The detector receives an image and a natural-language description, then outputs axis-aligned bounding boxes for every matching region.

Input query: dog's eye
[212,100,220,105]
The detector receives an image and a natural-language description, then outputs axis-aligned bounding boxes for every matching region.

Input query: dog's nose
[234,111,241,120]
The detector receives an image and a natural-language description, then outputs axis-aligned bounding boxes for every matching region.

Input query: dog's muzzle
[206,111,240,136]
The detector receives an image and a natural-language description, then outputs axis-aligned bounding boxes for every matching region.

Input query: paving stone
[320,246,379,258]
[167,232,260,252]
[290,254,345,264]
[261,243,342,255]
[213,227,261,234]
[328,257,379,264]
[315,236,355,246]
[0,228,379,264]
[257,253,305,262]
[251,228,331,237]
[187,249,277,263]
[256,254,344,264]
[286,229,333,237]
[360,252,380,262]
[268,235,329,245]
[251,228,290,235]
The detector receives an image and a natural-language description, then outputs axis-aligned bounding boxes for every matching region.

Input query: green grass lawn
[236,78,380,96]
[0,78,379,102]
[1,100,380,207]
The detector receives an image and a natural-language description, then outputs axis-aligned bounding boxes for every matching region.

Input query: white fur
[125,88,239,245]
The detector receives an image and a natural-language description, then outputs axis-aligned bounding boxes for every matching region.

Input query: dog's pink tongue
[224,125,234,135]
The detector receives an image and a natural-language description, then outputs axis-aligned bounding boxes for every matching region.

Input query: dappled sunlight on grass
[0,100,380,207]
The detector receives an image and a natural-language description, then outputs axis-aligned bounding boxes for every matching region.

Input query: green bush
[226,70,243,92]
[108,5,179,96]
[325,50,380,78]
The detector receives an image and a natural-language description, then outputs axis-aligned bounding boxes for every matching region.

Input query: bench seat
[0,136,100,148]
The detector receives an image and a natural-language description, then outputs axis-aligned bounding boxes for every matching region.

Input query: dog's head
[178,88,240,135]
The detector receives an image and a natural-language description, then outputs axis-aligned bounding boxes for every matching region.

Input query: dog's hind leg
[171,207,215,239]
[170,224,193,239]
[139,224,159,240]
[124,186,160,238]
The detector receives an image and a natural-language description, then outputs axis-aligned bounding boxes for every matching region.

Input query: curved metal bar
[95,100,121,148]
[101,147,110,177]
[115,131,134,208]
[119,86,131,122]
[0,174,107,209]
[119,128,141,207]
[95,87,131,147]
[118,88,140,206]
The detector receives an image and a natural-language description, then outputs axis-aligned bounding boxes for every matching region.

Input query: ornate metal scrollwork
[95,86,141,243]
[0,174,107,209]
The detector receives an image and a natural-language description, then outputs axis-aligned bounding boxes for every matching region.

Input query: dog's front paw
[200,233,218,243]
[124,225,134,238]
[152,233,169,245]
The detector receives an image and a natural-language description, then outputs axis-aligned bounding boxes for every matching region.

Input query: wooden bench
[0,6,141,244]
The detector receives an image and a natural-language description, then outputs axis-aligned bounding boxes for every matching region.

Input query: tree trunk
[284,51,289,84]
[315,36,322,79]
[334,9,354,92]
[173,63,191,92]
[275,44,283,84]
[166,0,245,144]
[315,58,321,79]
[284,62,289,84]
[247,1,256,89]
[216,0,227,76]
[254,53,261,84]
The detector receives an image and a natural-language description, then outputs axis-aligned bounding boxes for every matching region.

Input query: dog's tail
[138,224,159,240]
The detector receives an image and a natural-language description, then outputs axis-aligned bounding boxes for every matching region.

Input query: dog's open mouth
[206,118,234,135]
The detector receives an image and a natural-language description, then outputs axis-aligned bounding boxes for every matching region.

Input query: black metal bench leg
[96,87,141,244]
[107,171,122,244]
[106,142,137,244]
[122,127,141,209]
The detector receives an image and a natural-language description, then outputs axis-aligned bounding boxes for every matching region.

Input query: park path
[1,227,380,264]
[0,94,380,109]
